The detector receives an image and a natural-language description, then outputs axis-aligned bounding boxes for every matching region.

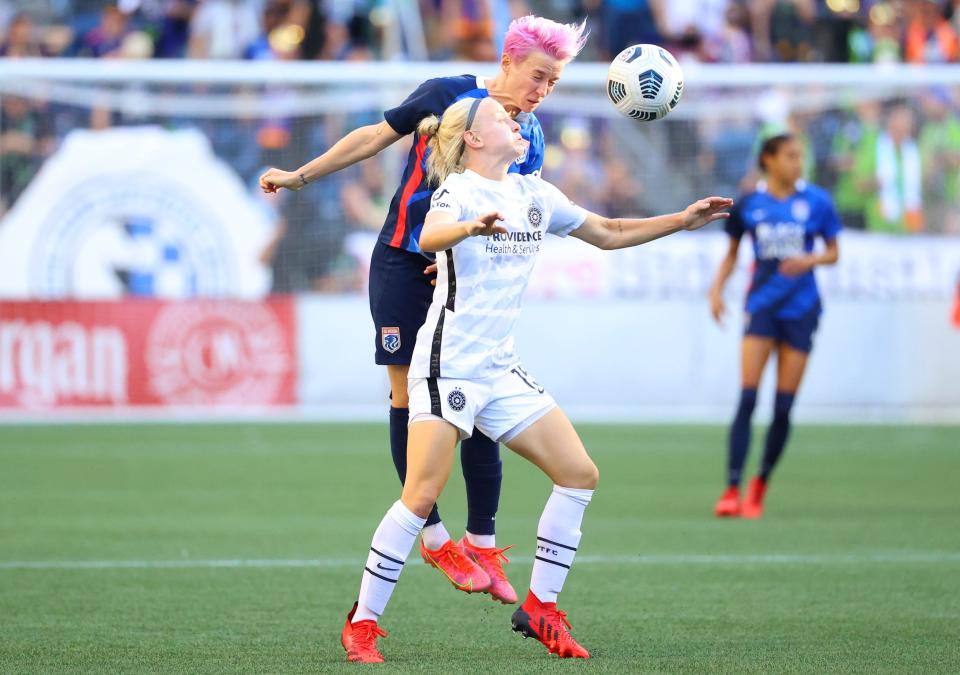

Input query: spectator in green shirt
[858,104,924,233]
[831,99,882,230]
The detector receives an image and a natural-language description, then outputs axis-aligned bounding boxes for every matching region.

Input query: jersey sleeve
[383,78,447,136]
[817,194,843,241]
[541,179,588,237]
[427,177,464,221]
[724,198,746,240]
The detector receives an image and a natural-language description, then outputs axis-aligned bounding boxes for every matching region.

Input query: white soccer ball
[606,44,684,122]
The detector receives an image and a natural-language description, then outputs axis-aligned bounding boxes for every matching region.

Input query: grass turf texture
[0,423,958,674]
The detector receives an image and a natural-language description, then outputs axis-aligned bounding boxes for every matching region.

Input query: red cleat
[420,539,491,593]
[741,477,768,519]
[511,590,590,658]
[714,485,741,517]
[341,602,387,663]
[460,537,518,604]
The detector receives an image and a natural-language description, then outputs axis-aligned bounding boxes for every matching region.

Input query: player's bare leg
[386,364,445,542]
[387,364,454,556]
[502,408,597,658]
[716,335,775,517]
[404,421,491,593]
[389,365,508,597]
[386,364,411,408]
[743,343,809,519]
[344,419,465,663]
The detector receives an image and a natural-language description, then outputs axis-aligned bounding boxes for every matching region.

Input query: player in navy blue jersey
[259,15,587,602]
[709,134,841,519]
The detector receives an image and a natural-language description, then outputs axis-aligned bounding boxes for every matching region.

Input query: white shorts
[408,364,556,444]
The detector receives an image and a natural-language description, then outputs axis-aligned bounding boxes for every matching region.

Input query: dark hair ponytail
[757,133,794,172]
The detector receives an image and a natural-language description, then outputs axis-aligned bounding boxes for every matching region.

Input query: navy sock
[460,430,502,536]
[727,388,757,487]
[389,406,440,526]
[760,392,795,481]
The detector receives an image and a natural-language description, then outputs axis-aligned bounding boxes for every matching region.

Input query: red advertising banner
[0,299,296,408]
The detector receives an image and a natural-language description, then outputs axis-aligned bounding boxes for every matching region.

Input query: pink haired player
[258,14,589,648]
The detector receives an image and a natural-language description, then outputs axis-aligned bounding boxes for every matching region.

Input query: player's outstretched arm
[570,197,733,250]
[259,120,403,193]
[419,211,508,253]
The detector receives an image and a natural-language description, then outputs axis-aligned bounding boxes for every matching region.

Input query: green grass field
[1,423,958,674]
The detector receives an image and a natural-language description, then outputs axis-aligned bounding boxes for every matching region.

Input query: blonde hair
[416,97,480,187]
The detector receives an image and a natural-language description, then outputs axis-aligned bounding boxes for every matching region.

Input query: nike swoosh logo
[376,562,399,572]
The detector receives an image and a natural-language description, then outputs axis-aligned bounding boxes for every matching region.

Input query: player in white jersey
[340,96,732,663]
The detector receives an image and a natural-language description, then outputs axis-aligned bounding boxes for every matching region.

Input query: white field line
[1,551,958,570]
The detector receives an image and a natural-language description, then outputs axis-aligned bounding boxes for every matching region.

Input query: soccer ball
[606,44,684,122]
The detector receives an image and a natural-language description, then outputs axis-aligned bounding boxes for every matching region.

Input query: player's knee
[401,482,442,517]
[563,460,599,490]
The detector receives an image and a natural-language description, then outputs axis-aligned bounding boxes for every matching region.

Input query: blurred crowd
[2,0,960,293]
[2,0,960,64]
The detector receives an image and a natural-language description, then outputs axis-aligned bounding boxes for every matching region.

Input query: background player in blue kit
[259,15,587,602]
[709,134,841,519]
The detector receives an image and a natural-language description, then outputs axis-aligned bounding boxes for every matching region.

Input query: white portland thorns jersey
[409,169,587,380]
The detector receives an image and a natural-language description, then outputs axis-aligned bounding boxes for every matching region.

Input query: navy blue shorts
[369,240,435,365]
[745,306,820,353]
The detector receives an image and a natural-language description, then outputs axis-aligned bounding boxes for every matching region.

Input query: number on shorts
[511,366,544,394]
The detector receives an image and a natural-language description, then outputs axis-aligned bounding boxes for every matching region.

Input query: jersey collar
[757,179,807,195]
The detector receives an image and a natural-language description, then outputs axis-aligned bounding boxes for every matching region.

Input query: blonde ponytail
[416,97,478,187]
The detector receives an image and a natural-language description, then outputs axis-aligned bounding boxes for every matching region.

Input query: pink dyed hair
[502,15,588,63]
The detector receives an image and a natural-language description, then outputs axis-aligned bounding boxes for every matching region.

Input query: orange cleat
[714,485,741,517]
[420,539,491,593]
[341,602,387,663]
[511,590,590,658]
[741,477,768,519]
[460,537,518,604]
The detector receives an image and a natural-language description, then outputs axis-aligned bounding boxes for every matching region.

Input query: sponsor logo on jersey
[430,188,451,210]
[447,387,467,412]
[527,204,543,228]
[490,230,543,243]
[755,222,805,260]
[382,326,401,354]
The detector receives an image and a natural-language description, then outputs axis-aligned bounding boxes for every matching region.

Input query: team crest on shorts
[381,327,401,354]
[526,204,543,228]
[447,387,467,412]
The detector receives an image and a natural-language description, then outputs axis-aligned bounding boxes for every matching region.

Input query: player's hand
[709,287,726,325]
[681,197,733,231]
[467,212,508,237]
[779,256,812,277]
[424,262,437,287]
[259,168,303,194]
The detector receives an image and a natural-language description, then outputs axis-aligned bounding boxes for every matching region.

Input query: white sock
[465,531,496,548]
[420,521,451,551]
[354,500,426,623]
[530,485,593,604]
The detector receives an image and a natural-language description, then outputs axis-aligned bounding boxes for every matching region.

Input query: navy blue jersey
[381,75,545,253]
[725,181,842,319]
